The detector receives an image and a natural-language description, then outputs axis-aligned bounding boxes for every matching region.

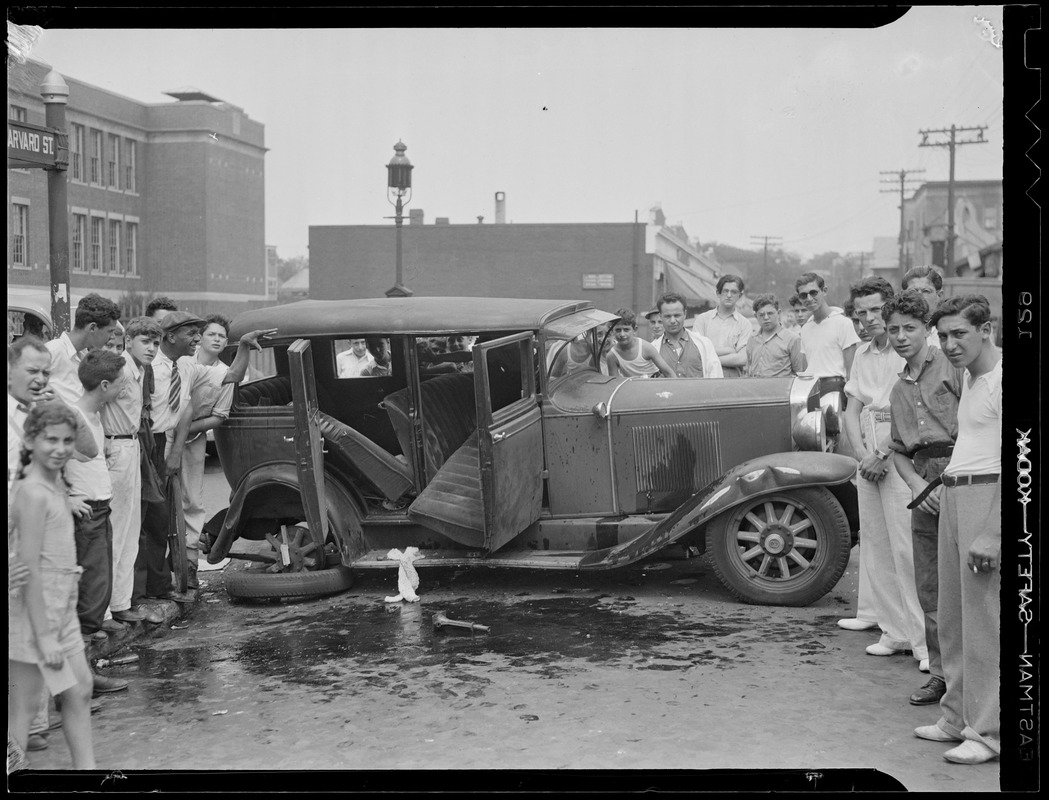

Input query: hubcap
[734,499,819,581]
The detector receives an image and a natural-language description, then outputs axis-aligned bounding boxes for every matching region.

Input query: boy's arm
[605,351,621,377]
[642,340,675,378]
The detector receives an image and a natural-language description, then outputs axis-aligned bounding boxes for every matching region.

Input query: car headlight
[792,407,828,452]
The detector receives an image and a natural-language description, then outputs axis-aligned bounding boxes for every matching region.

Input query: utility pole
[749,234,782,292]
[918,125,987,274]
[879,169,925,283]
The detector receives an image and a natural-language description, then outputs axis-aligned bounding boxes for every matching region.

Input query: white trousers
[856,421,927,661]
[104,436,141,613]
[179,433,207,565]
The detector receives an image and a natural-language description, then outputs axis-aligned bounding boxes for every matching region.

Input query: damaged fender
[578,451,857,570]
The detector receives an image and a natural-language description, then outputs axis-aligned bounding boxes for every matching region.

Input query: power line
[918,124,988,270]
[749,234,783,284]
[880,168,925,282]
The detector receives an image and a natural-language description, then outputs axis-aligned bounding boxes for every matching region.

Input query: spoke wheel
[706,487,851,606]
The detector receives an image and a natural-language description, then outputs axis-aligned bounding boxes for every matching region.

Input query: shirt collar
[57,331,84,361]
[122,349,143,379]
[8,393,29,416]
[663,329,692,346]
[898,346,937,382]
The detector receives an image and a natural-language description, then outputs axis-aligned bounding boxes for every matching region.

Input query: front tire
[706,487,851,607]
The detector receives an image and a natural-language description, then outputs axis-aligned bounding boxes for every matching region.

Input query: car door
[472,332,544,552]
[287,339,329,554]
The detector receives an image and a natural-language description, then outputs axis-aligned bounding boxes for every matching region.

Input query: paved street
[21,459,999,791]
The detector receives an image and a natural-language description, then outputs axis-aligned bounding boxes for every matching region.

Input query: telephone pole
[880,169,925,283]
[749,234,782,292]
[918,125,988,273]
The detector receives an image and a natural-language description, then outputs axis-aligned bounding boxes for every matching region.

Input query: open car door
[287,339,330,562]
[473,332,544,552]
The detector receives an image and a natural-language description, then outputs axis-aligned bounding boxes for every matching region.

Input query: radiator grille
[632,422,722,494]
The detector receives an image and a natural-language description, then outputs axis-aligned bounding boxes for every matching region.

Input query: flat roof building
[7,58,269,318]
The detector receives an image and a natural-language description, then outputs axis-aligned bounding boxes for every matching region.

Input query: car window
[334,337,392,379]
[415,335,475,376]
[546,324,611,381]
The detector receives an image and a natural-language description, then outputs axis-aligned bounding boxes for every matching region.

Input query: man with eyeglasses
[693,275,752,377]
[745,295,806,377]
[795,272,861,382]
[901,265,945,350]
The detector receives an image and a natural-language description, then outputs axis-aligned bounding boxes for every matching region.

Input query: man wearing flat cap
[135,311,275,604]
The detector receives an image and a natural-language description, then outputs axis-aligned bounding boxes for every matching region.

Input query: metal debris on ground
[96,654,139,667]
[432,610,490,633]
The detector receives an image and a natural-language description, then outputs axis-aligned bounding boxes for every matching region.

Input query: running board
[352,548,590,570]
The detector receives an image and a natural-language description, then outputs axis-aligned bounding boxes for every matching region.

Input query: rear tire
[224,565,354,599]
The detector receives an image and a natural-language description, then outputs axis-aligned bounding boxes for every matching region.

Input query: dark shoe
[92,673,129,696]
[910,676,947,706]
[26,733,48,751]
[101,618,126,634]
[187,563,199,591]
[84,629,109,642]
[130,604,165,624]
[112,608,146,623]
[149,590,196,604]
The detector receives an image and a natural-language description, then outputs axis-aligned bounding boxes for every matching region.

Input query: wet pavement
[18,462,1001,790]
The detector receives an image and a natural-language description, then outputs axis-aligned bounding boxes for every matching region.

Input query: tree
[277,254,308,284]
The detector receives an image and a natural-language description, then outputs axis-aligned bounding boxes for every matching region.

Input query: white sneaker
[919,658,930,673]
[915,724,962,743]
[837,618,878,631]
[944,740,998,764]
[866,642,910,656]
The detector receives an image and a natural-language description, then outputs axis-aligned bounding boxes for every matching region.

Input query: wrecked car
[204,297,858,606]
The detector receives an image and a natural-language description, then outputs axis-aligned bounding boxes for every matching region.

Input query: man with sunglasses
[795,272,861,381]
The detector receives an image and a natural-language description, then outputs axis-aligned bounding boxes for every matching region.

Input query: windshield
[546,322,617,382]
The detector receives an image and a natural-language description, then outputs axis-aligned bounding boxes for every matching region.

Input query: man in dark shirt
[885,290,963,708]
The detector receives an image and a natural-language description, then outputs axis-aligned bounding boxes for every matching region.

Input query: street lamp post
[41,70,71,334]
[384,141,414,298]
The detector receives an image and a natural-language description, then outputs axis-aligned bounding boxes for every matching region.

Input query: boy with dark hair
[655,292,722,378]
[884,290,964,708]
[901,265,945,348]
[45,293,121,407]
[605,309,674,378]
[67,351,125,637]
[145,296,178,321]
[914,295,1001,765]
[102,316,164,626]
[746,295,806,377]
[840,277,926,671]
[693,275,751,377]
[795,272,860,380]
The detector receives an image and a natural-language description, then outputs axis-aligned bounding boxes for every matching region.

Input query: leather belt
[85,498,111,509]
[913,443,954,460]
[941,473,999,488]
[105,433,136,439]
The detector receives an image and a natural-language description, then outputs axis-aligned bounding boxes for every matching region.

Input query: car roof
[8,288,88,327]
[229,297,600,340]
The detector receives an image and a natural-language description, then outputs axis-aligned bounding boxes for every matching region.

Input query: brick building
[7,58,268,318]
[309,203,721,322]
[901,179,1003,277]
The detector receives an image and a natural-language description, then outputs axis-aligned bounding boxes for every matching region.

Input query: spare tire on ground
[224,566,354,600]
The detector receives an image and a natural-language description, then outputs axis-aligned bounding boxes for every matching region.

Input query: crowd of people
[7,295,271,771]
[578,267,1002,766]
[9,269,1000,770]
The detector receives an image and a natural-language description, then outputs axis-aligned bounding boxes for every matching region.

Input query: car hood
[608,376,793,414]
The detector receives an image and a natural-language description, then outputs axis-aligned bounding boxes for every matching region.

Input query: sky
[22,7,1005,262]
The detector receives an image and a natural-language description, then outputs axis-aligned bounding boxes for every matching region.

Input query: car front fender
[578,452,857,569]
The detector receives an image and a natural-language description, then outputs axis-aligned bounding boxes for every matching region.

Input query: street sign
[7,120,66,169]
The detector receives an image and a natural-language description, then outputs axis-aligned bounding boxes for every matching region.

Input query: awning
[664,262,718,305]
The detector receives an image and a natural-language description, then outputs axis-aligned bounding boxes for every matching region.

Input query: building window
[9,104,27,122]
[108,220,121,273]
[125,222,138,276]
[107,134,121,188]
[124,139,137,193]
[72,213,87,273]
[70,123,85,181]
[582,273,615,290]
[90,129,103,184]
[12,204,29,267]
[983,205,998,231]
[90,217,104,273]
